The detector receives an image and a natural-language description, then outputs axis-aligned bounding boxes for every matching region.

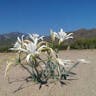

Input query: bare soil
[0,50,96,96]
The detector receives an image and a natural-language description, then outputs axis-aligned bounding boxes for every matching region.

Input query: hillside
[0,32,24,52]
[0,28,96,51]
[73,28,96,39]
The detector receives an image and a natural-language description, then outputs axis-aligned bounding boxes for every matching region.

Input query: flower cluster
[5,28,88,84]
[50,28,73,44]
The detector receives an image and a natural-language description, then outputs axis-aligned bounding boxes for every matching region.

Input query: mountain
[72,28,96,39]
[0,28,96,51]
[0,32,24,52]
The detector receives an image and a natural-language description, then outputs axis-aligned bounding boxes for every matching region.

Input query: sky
[0,0,96,35]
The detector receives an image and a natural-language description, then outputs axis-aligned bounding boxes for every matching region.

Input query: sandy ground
[0,50,96,96]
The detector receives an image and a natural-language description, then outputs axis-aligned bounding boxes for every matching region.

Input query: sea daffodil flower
[57,29,73,44]
[28,33,44,45]
[51,28,73,44]
[23,41,48,63]
[50,29,57,41]
[10,35,27,52]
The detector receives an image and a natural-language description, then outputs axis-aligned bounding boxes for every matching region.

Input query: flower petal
[17,37,21,43]
[26,54,32,63]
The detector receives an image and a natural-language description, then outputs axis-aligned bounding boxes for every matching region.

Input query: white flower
[10,33,47,63]
[28,33,44,45]
[10,35,27,52]
[25,42,37,54]
[50,29,57,41]
[12,41,21,50]
[24,41,48,63]
[51,28,73,44]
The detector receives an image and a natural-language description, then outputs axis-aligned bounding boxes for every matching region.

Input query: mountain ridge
[0,28,96,51]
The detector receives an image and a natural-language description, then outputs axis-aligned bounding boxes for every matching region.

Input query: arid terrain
[0,50,96,96]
